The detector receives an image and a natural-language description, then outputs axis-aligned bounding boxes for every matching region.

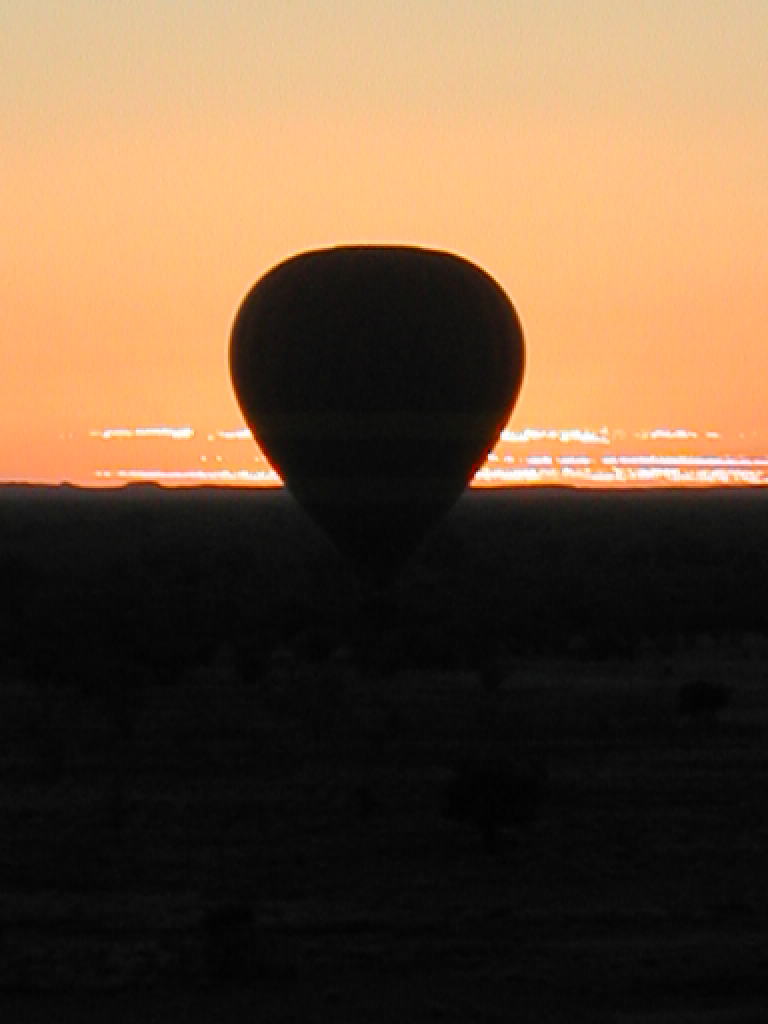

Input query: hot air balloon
[230,245,524,584]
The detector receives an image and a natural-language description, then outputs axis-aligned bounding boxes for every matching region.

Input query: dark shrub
[676,678,732,719]
[440,756,548,853]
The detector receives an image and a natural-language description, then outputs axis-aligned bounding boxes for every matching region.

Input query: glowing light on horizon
[637,428,698,440]
[95,468,280,483]
[500,427,610,445]
[84,422,768,489]
[602,455,768,467]
[90,426,195,440]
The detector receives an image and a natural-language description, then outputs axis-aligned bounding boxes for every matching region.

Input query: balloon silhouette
[230,246,524,584]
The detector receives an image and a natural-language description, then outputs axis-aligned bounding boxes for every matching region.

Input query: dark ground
[0,485,766,1021]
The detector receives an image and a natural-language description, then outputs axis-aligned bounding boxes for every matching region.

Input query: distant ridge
[1,482,767,503]
[0,482,289,501]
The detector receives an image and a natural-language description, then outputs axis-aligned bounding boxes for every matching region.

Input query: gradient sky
[4,1,767,482]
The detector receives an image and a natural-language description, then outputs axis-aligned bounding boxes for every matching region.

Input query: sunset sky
[4,1,767,484]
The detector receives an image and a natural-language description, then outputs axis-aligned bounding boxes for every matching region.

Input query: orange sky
[4,2,767,483]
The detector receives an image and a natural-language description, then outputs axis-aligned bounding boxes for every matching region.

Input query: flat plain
[0,486,766,1022]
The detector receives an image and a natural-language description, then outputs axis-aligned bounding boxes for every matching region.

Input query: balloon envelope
[230,246,524,583]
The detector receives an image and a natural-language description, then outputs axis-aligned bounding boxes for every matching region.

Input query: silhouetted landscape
[1,484,767,1021]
